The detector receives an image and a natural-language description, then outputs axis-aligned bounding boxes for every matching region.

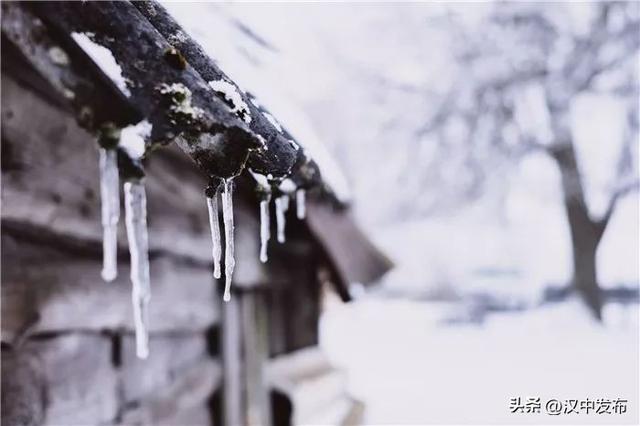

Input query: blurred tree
[419,2,639,319]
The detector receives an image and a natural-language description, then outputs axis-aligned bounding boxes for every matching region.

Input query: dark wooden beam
[12,1,266,179]
[132,1,320,185]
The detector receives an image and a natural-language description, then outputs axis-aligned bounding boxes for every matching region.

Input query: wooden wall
[1,71,333,425]
[1,74,228,425]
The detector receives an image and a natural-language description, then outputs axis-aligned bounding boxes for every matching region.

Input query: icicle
[221,179,235,302]
[99,148,120,282]
[275,195,289,243]
[206,187,222,279]
[296,189,306,220]
[259,195,271,263]
[124,180,151,359]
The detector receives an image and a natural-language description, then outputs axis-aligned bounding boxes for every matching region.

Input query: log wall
[1,73,228,425]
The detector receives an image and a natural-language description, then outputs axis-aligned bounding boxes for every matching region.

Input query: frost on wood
[175,133,223,156]
[48,46,69,66]
[71,32,131,97]
[221,179,235,302]
[99,148,120,282]
[158,82,204,123]
[296,188,306,220]
[275,195,289,243]
[208,79,251,124]
[259,195,271,263]
[206,185,222,280]
[124,180,151,359]
[262,111,283,133]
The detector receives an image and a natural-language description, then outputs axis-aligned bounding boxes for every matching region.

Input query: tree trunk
[549,142,605,320]
[567,213,602,320]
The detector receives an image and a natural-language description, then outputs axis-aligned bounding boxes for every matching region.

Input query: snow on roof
[162,2,351,202]
[71,32,131,97]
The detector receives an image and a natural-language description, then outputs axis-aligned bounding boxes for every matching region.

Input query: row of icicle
[97,147,306,359]
[258,187,306,264]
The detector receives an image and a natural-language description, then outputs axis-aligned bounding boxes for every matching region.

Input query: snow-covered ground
[320,297,639,425]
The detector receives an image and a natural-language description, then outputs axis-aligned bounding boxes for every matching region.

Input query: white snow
[71,32,131,97]
[159,83,204,120]
[221,179,235,302]
[206,192,222,280]
[287,139,299,151]
[48,46,69,66]
[262,111,283,132]
[159,8,640,421]
[124,180,151,359]
[98,148,120,282]
[208,79,252,123]
[571,93,629,220]
[119,120,152,160]
[321,297,639,424]
[167,29,188,45]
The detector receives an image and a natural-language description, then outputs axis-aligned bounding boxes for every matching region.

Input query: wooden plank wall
[1,74,227,426]
[1,71,328,426]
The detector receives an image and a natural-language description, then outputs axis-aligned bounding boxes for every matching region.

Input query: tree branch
[597,179,640,231]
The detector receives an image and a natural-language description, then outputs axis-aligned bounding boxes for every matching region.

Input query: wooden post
[222,289,272,426]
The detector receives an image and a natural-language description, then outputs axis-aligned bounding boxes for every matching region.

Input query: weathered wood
[9,0,265,180]
[132,0,333,189]
[1,235,219,341]
[0,2,139,131]
[120,334,212,403]
[1,348,46,426]
[306,198,394,300]
[119,404,212,426]
[119,335,221,425]
[1,74,271,275]
[264,238,321,354]
[1,74,210,263]
[133,1,299,178]
[24,334,119,426]
[222,290,272,426]
[222,296,243,426]
[241,293,272,426]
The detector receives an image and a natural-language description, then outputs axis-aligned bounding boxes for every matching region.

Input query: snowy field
[320,297,639,425]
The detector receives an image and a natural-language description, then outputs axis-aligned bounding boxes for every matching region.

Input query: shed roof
[1,0,392,297]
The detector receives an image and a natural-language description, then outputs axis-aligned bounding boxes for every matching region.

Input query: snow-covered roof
[163,2,352,202]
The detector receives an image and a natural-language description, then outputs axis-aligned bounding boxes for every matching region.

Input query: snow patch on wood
[262,111,283,133]
[159,82,204,121]
[119,120,152,160]
[71,32,131,97]
[208,79,252,124]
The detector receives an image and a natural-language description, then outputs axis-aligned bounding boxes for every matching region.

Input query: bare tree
[419,2,639,319]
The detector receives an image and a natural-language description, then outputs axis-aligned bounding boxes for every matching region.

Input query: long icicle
[221,179,235,302]
[275,195,289,243]
[206,184,223,279]
[259,194,271,263]
[99,148,120,282]
[124,180,151,359]
[296,188,306,220]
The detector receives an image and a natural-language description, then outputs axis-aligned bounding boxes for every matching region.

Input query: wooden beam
[18,1,264,179]
[221,290,272,426]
